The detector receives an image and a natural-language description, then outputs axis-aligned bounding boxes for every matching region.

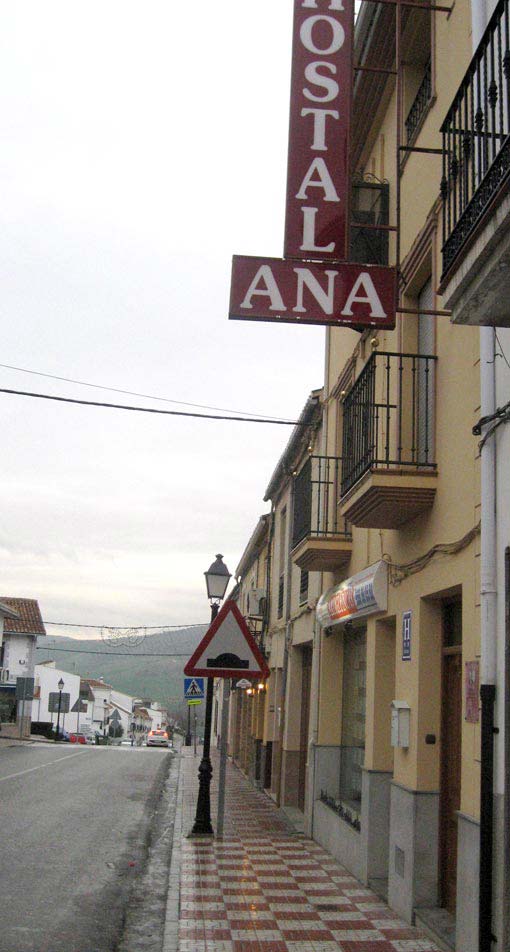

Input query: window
[278,575,285,619]
[277,508,287,619]
[403,6,433,145]
[417,277,435,464]
[299,570,309,605]
[339,627,367,811]
[350,175,389,266]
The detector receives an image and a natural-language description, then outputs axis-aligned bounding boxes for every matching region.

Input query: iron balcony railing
[405,61,432,144]
[341,351,437,496]
[292,455,351,550]
[441,0,510,278]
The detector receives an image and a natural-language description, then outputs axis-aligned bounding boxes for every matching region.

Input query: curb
[162,748,184,952]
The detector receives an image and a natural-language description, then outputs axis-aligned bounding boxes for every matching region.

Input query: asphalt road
[0,742,174,952]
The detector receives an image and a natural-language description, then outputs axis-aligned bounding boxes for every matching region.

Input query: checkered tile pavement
[170,747,440,952]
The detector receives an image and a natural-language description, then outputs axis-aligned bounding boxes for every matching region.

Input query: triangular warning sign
[184,600,270,679]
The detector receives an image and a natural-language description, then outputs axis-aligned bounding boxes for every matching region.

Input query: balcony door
[417,278,435,465]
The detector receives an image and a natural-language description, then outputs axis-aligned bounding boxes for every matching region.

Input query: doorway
[439,598,462,914]
[298,645,313,812]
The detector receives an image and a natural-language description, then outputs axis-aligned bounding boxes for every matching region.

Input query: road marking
[0,750,93,783]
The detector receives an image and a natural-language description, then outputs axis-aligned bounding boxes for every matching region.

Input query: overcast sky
[0,1,325,637]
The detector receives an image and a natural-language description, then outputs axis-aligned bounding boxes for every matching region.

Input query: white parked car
[146,729,170,748]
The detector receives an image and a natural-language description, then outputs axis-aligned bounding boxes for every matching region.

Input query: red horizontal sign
[284,0,353,261]
[229,255,396,329]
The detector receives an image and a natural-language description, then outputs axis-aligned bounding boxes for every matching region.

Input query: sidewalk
[164,746,440,952]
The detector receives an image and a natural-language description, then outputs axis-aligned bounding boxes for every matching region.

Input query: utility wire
[44,620,207,630]
[36,645,191,656]
[0,387,304,425]
[0,361,292,422]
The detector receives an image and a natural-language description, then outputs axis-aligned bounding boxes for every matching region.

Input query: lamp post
[191,554,231,836]
[55,677,64,742]
[103,699,108,744]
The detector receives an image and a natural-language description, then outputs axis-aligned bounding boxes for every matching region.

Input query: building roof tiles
[0,598,46,636]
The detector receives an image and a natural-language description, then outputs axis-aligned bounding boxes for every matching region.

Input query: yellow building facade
[224,1,508,948]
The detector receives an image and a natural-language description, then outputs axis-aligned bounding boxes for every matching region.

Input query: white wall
[90,685,112,728]
[111,689,135,739]
[3,634,35,681]
[34,664,89,734]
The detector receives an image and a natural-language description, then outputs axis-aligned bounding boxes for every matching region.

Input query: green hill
[36,626,208,721]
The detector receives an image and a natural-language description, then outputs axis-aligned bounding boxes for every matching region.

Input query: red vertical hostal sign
[284,0,353,262]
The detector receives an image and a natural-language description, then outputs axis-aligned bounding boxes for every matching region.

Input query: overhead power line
[0,387,304,425]
[36,645,191,656]
[43,620,207,630]
[0,361,291,422]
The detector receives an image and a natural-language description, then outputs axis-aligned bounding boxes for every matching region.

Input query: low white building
[34,662,91,735]
[81,678,113,737]
[0,598,46,737]
[110,688,136,740]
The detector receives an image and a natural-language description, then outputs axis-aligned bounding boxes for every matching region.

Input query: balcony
[291,456,352,572]
[440,0,510,325]
[340,352,438,529]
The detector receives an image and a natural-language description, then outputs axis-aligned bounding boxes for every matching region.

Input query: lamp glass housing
[204,554,231,601]
[58,678,64,691]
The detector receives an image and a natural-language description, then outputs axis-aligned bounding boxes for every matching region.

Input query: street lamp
[103,699,108,744]
[55,677,64,742]
[191,554,231,836]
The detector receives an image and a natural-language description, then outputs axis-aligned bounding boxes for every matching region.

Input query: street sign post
[15,677,35,701]
[16,677,35,739]
[48,692,70,713]
[184,677,205,700]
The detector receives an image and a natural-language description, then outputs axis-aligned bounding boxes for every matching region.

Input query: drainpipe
[467,0,497,937]
[505,548,510,949]
[277,477,296,807]
[308,606,322,838]
[479,327,497,952]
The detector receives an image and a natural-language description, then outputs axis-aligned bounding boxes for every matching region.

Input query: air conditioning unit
[0,668,10,683]
[247,588,267,618]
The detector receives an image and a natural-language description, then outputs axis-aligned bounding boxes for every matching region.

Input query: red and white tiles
[172,749,440,952]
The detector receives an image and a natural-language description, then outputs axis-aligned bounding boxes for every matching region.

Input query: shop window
[0,691,16,723]
[339,627,367,812]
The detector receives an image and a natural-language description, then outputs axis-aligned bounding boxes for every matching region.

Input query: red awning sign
[184,600,270,680]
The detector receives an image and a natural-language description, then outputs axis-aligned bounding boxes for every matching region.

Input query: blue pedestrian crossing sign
[184,677,205,700]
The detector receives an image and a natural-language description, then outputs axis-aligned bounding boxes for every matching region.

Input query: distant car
[146,729,170,748]
[119,739,133,747]
[69,733,88,745]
